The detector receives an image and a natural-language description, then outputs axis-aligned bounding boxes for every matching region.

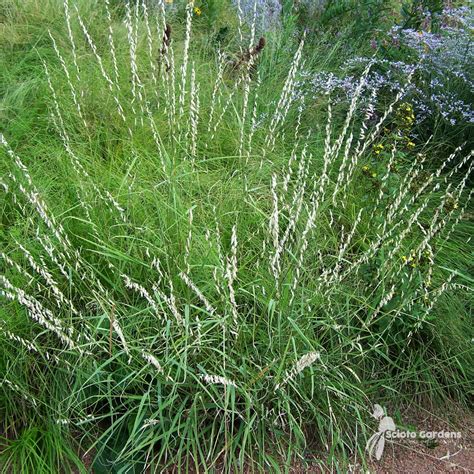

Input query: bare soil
[290,405,474,473]
[365,406,474,473]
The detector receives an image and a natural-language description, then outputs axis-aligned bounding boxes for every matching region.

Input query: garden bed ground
[291,405,474,473]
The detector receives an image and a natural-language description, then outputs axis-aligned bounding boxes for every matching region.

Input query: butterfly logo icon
[366,404,396,461]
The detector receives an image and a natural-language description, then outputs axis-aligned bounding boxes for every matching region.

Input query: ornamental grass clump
[0,0,472,471]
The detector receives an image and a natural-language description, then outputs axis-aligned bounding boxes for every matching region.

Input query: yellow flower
[371,172,377,178]
[407,141,415,150]
[373,144,384,155]
[396,103,416,129]
[193,6,202,16]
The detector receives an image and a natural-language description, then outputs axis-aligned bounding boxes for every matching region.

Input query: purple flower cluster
[296,7,473,127]
[387,8,473,125]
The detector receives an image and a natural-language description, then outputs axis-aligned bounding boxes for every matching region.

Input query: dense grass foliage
[1,1,473,472]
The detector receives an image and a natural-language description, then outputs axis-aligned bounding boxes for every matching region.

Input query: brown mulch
[365,406,474,473]
[289,405,474,473]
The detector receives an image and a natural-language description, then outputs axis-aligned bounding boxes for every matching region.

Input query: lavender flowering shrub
[385,7,473,125]
[296,7,473,139]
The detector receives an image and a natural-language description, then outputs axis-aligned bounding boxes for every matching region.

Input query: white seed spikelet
[226,225,239,332]
[62,0,81,88]
[189,65,200,161]
[75,8,128,126]
[122,274,161,316]
[276,351,321,389]
[179,2,193,118]
[1,275,81,353]
[105,0,120,87]
[112,317,131,362]
[0,378,38,407]
[179,272,216,315]
[48,30,86,128]
[201,374,237,388]
[142,351,164,373]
